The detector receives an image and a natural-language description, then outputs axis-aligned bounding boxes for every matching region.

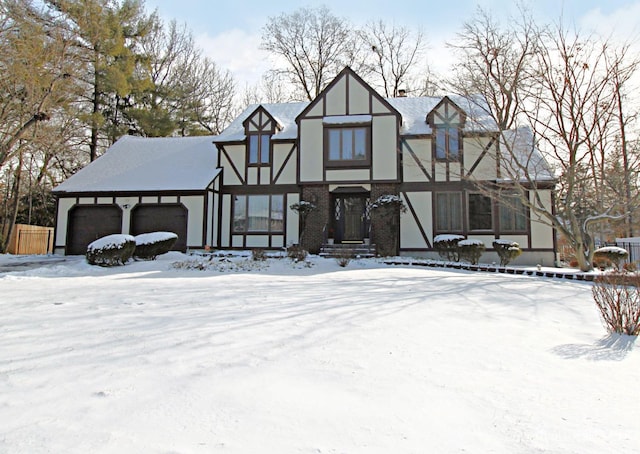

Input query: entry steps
[319,242,377,258]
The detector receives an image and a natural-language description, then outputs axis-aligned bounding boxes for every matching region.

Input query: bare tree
[357,21,426,97]
[448,8,640,271]
[261,6,363,101]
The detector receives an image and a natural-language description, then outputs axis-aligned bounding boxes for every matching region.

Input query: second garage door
[130,204,188,252]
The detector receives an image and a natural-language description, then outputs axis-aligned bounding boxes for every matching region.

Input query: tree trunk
[2,151,24,253]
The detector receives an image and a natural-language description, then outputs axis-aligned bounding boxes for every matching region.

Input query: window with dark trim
[499,194,527,232]
[434,124,461,161]
[325,126,370,166]
[248,133,271,165]
[468,193,493,231]
[233,194,284,233]
[435,192,462,232]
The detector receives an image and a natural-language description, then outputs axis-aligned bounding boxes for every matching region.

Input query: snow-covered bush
[433,234,465,262]
[592,271,640,336]
[369,194,407,213]
[593,246,629,270]
[86,234,135,266]
[133,232,178,260]
[493,240,522,266]
[458,239,486,265]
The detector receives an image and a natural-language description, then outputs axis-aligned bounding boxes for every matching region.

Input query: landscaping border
[382,260,595,281]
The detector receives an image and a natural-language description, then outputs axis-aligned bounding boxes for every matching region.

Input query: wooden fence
[7,224,54,255]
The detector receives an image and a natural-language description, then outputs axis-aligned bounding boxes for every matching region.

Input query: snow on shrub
[493,239,522,266]
[86,234,135,266]
[433,234,465,262]
[593,246,629,270]
[458,239,486,265]
[369,194,407,213]
[133,232,178,260]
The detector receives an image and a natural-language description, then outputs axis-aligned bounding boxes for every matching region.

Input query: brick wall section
[371,183,401,256]
[301,184,330,253]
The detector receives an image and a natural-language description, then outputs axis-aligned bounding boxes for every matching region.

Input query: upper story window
[323,115,372,168]
[328,127,369,162]
[427,98,466,162]
[243,106,279,166]
[435,125,460,161]
[248,133,271,165]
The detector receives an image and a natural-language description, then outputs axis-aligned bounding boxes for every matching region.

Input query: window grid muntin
[435,192,463,232]
[233,194,284,233]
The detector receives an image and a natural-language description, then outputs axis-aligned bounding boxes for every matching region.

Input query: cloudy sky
[143,0,640,87]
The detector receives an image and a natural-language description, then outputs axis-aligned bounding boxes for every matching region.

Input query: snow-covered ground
[1,252,638,453]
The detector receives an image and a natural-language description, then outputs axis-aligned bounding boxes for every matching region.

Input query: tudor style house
[53,67,557,265]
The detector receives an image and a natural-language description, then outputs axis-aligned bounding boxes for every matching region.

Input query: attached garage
[66,205,123,255]
[53,135,222,256]
[130,204,188,252]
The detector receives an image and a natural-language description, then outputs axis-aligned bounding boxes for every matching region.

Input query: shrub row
[86,232,178,266]
[433,235,522,266]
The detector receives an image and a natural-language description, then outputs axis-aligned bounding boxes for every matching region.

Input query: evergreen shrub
[86,234,135,266]
[593,247,629,270]
[493,240,522,266]
[433,234,465,262]
[458,239,486,265]
[133,232,178,260]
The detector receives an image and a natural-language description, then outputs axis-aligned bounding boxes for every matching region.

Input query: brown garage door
[130,204,188,252]
[67,205,123,255]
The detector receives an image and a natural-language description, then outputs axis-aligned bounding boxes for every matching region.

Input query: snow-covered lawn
[1,253,638,453]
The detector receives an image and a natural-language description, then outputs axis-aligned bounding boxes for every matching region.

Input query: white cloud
[579,2,640,42]
[195,29,271,87]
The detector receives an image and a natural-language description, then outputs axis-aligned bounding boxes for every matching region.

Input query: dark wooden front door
[332,195,369,243]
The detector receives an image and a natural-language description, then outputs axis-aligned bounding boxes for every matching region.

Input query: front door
[332,195,370,243]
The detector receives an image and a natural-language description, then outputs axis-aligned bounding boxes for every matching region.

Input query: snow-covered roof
[54,135,220,193]
[213,95,499,144]
[212,102,308,143]
[498,128,555,182]
[387,95,498,135]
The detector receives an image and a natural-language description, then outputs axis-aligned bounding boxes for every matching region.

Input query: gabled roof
[53,135,220,193]
[499,128,555,182]
[294,66,402,124]
[213,95,499,144]
[213,102,308,143]
[388,95,497,135]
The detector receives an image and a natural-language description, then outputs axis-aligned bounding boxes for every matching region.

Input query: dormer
[427,97,467,162]
[242,105,282,166]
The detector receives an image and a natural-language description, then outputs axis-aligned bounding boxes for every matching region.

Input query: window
[233,195,284,233]
[499,194,527,232]
[326,127,370,164]
[434,125,460,161]
[468,193,493,231]
[435,192,462,232]
[248,133,270,165]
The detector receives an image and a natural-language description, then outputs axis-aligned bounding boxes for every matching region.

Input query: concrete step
[319,243,377,258]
